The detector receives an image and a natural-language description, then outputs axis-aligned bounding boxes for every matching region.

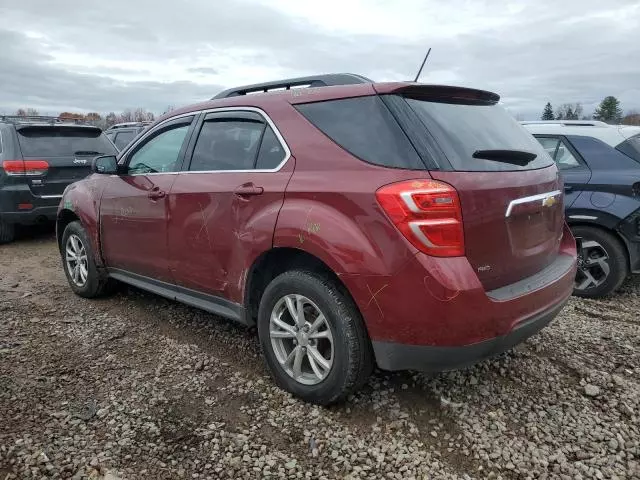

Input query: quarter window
[127,123,190,174]
[534,136,581,170]
[555,142,580,169]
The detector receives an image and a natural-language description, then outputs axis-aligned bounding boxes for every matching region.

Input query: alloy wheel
[65,234,89,287]
[575,239,610,291]
[269,294,334,385]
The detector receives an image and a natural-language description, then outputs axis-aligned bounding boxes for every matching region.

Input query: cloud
[0,0,638,118]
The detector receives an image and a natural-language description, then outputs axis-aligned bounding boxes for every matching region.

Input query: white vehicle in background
[521,120,640,163]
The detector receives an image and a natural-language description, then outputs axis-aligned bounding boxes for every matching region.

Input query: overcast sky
[1,0,638,119]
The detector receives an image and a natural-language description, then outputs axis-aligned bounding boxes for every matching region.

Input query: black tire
[61,221,114,298]
[257,270,373,405]
[0,220,15,244]
[572,225,628,298]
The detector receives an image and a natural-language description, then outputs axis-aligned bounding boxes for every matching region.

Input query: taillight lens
[376,179,465,257]
[2,160,49,176]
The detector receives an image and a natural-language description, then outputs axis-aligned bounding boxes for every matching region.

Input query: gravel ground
[1,228,639,479]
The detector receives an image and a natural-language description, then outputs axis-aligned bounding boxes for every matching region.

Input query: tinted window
[616,134,640,163]
[127,125,189,174]
[256,126,286,169]
[567,135,640,170]
[114,130,136,150]
[190,119,264,171]
[406,98,554,171]
[295,96,424,169]
[17,127,117,157]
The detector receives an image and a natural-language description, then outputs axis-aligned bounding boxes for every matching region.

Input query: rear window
[17,127,117,157]
[616,135,640,163]
[294,96,425,169]
[406,98,554,171]
[114,130,136,150]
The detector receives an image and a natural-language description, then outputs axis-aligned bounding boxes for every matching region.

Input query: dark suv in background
[523,121,640,297]
[104,122,151,151]
[0,116,117,243]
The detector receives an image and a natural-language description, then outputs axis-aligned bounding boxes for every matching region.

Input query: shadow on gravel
[11,222,56,243]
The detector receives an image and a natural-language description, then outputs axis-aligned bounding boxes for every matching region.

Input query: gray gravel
[1,231,639,479]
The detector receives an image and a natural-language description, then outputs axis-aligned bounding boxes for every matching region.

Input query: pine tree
[594,96,623,124]
[541,102,554,120]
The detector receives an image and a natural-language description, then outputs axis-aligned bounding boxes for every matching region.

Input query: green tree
[594,96,623,124]
[541,102,554,120]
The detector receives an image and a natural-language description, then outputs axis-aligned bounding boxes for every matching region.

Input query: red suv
[57,74,577,404]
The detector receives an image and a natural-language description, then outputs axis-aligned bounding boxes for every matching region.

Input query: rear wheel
[257,270,373,405]
[572,225,628,298]
[61,221,114,298]
[0,220,15,244]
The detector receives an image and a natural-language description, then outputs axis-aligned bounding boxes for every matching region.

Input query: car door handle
[148,187,166,200]
[234,184,264,197]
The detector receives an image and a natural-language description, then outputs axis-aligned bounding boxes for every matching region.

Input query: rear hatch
[295,85,564,292]
[16,125,117,196]
[400,93,563,290]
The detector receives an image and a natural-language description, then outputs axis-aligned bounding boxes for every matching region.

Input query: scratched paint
[423,274,461,302]
[366,283,388,318]
[298,207,320,244]
[195,202,213,249]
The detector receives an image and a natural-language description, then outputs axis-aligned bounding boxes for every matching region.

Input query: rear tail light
[2,160,49,176]
[376,179,465,257]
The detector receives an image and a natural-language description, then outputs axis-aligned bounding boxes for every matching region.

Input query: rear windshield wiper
[472,149,537,166]
[74,150,102,156]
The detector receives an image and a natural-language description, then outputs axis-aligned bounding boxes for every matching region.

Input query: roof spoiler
[1,115,92,126]
[382,84,500,105]
[212,73,373,99]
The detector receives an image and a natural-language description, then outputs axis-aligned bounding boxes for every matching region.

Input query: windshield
[17,127,117,157]
[405,98,554,171]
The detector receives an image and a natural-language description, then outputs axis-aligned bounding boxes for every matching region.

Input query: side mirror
[92,155,118,174]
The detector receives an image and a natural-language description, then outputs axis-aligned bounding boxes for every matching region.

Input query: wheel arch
[243,247,366,332]
[569,221,631,272]
[56,209,80,250]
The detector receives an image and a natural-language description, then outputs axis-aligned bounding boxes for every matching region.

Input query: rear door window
[294,96,425,169]
[17,127,117,157]
[188,113,269,171]
[405,98,554,171]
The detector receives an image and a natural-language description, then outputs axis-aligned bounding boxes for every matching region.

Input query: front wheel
[572,225,628,298]
[61,221,114,298]
[257,270,373,405]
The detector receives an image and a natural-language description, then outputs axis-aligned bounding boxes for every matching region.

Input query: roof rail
[212,73,373,99]
[106,121,153,130]
[0,115,89,125]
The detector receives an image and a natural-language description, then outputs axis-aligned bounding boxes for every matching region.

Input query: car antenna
[413,47,432,83]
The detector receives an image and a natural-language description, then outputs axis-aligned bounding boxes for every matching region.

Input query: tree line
[10,106,176,128]
[541,96,639,125]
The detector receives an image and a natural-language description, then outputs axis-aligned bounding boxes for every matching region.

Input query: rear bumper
[0,183,60,224]
[372,296,568,371]
[341,223,577,370]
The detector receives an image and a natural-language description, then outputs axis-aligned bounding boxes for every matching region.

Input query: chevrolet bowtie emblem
[542,195,557,208]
